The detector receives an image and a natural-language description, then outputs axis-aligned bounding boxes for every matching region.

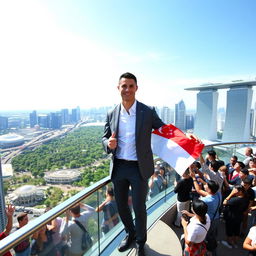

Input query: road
[0,121,87,164]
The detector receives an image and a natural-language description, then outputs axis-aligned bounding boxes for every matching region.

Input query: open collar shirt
[116,100,137,161]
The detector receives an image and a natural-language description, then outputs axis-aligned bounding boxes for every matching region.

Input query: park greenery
[7,126,110,207]
[12,126,109,177]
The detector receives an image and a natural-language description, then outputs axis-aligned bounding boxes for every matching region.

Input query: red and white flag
[151,124,204,176]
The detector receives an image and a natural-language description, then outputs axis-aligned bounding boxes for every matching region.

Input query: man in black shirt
[173,168,193,227]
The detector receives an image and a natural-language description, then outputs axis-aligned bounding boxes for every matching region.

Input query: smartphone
[181,213,190,222]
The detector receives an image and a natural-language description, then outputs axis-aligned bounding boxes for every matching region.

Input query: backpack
[74,220,93,251]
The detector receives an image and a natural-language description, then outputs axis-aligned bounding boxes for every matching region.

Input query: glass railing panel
[96,183,123,255]
[0,177,111,256]
[10,139,256,256]
[1,161,178,256]
[203,142,256,165]
[3,196,99,256]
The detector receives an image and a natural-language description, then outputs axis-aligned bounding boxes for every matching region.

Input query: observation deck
[0,142,255,256]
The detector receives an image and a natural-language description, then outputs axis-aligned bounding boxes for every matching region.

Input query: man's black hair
[107,187,114,197]
[237,161,245,169]
[207,180,219,194]
[119,72,137,84]
[209,161,219,172]
[234,184,246,194]
[70,205,80,215]
[193,161,201,169]
[249,157,256,163]
[231,155,238,161]
[17,212,27,223]
[243,177,252,186]
[241,169,249,175]
[207,150,216,157]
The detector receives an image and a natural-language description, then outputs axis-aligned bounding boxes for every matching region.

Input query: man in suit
[102,72,164,256]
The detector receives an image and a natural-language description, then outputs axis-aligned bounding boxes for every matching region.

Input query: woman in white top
[181,199,211,256]
[243,225,256,256]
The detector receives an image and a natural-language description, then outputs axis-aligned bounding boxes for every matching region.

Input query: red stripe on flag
[152,124,204,159]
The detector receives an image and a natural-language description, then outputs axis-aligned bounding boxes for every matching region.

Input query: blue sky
[0,0,256,111]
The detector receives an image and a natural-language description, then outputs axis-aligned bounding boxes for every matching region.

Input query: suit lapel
[136,101,144,139]
[113,104,121,136]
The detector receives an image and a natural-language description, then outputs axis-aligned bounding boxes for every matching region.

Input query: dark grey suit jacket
[102,101,164,180]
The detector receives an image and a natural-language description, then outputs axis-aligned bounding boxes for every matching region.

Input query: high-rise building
[175,100,186,131]
[223,87,253,141]
[50,112,62,129]
[77,106,81,121]
[250,109,254,136]
[29,110,38,128]
[160,106,174,124]
[0,116,8,130]
[0,162,6,232]
[38,115,50,128]
[7,118,22,129]
[252,103,256,138]
[61,109,69,124]
[71,106,81,123]
[185,81,256,141]
[185,114,194,130]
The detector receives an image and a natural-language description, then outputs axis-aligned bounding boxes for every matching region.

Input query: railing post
[97,189,101,255]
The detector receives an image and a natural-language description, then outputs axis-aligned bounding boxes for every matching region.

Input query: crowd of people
[0,190,121,256]
[1,147,256,256]
[0,164,174,256]
[173,148,256,256]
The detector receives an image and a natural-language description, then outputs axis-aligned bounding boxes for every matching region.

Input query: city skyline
[1,1,256,111]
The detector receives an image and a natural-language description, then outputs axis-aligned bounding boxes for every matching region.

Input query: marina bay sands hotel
[185,80,256,142]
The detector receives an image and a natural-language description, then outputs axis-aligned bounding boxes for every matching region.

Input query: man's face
[249,160,256,168]
[230,157,237,166]
[208,154,215,161]
[234,162,240,171]
[239,172,245,179]
[19,215,28,227]
[118,78,138,103]
[245,148,251,156]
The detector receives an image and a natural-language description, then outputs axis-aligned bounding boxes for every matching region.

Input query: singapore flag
[151,124,204,176]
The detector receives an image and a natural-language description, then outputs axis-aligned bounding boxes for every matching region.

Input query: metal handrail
[0,176,110,255]
[204,141,256,147]
[1,141,256,255]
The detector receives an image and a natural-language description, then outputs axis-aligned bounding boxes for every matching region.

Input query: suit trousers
[112,158,148,245]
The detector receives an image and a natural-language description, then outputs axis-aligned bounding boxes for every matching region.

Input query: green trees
[44,187,64,207]
[12,126,107,174]
[11,126,110,187]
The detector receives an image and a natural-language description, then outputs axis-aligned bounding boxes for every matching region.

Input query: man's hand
[181,216,188,227]
[185,133,201,143]
[108,132,117,150]
[231,187,238,195]
[5,204,15,218]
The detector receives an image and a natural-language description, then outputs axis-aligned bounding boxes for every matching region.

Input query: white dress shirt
[116,101,137,161]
